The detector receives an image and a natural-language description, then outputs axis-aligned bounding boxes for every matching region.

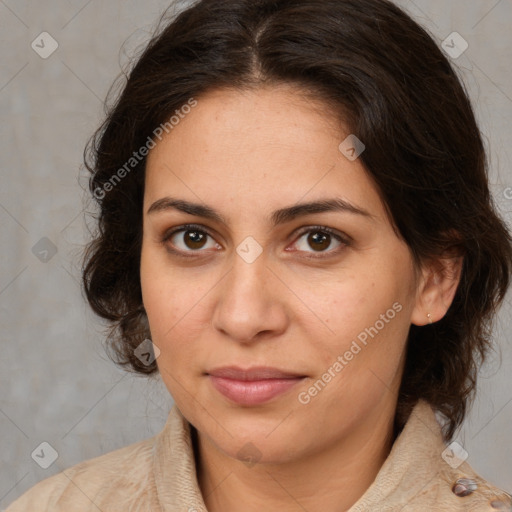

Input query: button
[490,500,512,510]
[452,478,478,497]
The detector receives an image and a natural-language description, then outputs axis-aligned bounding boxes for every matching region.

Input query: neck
[195,401,396,512]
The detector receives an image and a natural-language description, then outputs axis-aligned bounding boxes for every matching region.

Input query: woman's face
[141,85,424,465]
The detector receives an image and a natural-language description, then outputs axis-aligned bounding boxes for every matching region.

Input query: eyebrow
[147,196,375,225]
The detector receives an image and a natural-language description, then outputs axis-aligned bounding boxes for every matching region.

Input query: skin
[140,84,463,512]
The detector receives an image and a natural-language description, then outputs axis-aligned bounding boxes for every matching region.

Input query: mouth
[206,366,307,406]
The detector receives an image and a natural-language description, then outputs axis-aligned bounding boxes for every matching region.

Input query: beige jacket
[5,400,511,511]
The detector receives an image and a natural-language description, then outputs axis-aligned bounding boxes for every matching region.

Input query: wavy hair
[82,0,512,440]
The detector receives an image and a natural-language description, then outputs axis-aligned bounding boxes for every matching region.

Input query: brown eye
[182,229,208,250]
[292,226,349,257]
[163,224,220,254]
[307,231,332,251]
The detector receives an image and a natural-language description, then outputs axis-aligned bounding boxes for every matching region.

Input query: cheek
[141,272,201,398]
[304,283,411,413]
[140,252,214,368]
[317,272,401,335]
[142,275,202,339]
[311,258,414,367]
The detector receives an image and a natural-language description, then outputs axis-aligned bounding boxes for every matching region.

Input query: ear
[411,248,464,326]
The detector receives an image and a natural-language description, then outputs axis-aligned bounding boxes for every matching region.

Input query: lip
[207,366,306,406]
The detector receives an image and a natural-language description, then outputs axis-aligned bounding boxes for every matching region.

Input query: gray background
[1,0,511,507]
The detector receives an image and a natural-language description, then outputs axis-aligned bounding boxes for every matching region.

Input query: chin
[223,435,301,467]
[198,407,309,465]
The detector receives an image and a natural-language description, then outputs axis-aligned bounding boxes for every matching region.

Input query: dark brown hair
[82,0,512,440]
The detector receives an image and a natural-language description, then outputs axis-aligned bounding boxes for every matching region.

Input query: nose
[211,248,288,344]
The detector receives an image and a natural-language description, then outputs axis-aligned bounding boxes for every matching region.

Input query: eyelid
[160,223,220,258]
[287,225,351,258]
[162,223,216,241]
[292,225,352,245]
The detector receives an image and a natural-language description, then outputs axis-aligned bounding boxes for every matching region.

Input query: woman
[6,0,512,510]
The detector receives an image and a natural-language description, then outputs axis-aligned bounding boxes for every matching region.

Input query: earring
[427,313,433,324]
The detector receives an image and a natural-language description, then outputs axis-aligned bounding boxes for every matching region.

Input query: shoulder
[360,453,512,511]
[353,400,512,511]
[4,435,159,512]
[421,460,512,511]
[395,462,512,511]
[398,403,512,511]
[407,404,512,511]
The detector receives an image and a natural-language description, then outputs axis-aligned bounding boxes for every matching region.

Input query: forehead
[144,86,387,223]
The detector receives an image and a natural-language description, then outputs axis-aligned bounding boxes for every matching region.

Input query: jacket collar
[349,399,447,510]
[152,400,448,510]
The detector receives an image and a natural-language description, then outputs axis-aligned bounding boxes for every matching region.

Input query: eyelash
[160,223,350,259]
